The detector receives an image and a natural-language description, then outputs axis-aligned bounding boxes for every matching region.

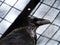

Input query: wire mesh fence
[0,0,60,45]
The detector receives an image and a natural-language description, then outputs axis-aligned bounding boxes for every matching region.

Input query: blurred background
[0,0,60,45]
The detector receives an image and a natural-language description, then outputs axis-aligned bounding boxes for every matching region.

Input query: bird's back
[0,26,35,45]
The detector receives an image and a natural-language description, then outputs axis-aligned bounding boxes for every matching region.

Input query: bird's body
[0,16,51,45]
[0,26,35,45]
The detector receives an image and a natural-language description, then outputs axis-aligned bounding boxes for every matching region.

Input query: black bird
[0,16,51,45]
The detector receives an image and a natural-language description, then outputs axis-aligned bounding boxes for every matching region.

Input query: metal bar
[1,0,40,38]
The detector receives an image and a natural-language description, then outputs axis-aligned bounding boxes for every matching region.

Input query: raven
[0,16,51,45]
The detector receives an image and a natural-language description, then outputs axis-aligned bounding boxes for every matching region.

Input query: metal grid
[0,0,60,45]
[35,0,60,45]
[0,0,30,36]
